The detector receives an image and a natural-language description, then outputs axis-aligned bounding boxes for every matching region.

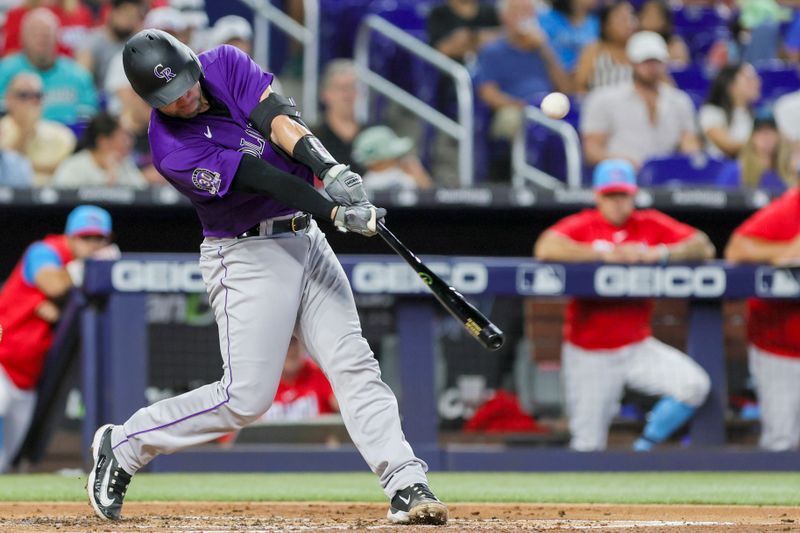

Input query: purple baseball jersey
[148,45,314,237]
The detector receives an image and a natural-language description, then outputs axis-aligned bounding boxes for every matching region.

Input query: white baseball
[540,92,570,119]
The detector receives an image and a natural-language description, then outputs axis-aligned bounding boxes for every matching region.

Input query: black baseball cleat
[87,424,132,520]
[387,483,448,525]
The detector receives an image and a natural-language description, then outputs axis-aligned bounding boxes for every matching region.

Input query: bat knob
[479,324,505,351]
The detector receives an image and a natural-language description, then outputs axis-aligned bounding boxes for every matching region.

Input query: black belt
[236,213,311,239]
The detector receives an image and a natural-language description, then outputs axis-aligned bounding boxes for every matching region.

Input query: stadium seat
[756,62,800,103]
[638,155,727,188]
[670,65,710,109]
[672,6,730,62]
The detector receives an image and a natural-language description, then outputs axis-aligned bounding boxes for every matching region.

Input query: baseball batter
[86,30,447,525]
[534,159,713,451]
[725,186,800,450]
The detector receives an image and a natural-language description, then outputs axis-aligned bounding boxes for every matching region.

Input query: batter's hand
[321,164,369,206]
[332,204,386,237]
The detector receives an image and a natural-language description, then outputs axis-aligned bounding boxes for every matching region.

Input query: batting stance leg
[295,222,428,498]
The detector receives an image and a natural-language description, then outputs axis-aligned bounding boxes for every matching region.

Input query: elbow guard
[249,92,307,139]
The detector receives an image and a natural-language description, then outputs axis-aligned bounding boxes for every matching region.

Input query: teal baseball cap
[65,205,112,237]
[593,159,638,195]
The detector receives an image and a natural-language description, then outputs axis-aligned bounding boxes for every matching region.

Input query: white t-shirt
[775,91,800,142]
[698,104,752,158]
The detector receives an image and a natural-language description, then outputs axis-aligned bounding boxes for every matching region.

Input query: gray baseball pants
[109,220,428,497]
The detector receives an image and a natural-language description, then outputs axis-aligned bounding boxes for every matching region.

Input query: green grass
[2,473,800,505]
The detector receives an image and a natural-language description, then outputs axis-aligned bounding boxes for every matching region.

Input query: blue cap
[65,205,112,237]
[592,159,638,194]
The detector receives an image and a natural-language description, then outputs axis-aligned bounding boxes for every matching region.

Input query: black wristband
[231,154,336,220]
[292,134,339,177]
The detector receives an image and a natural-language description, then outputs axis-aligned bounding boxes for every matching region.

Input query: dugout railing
[77,256,800,472]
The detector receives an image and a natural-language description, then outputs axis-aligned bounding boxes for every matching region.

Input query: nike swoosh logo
[399,495,411,505]
[204,126,212,138]
[98,465,116,507]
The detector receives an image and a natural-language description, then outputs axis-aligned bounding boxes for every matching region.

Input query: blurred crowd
[3,0,800,193]
[433,0,800,190]
[0,0,259,189]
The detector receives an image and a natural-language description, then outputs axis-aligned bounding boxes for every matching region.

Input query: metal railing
[512,105,583,189]
[238,0,320,125]
[354,15,474,186]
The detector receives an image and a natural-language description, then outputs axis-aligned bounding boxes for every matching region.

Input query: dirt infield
[1,502,798,532]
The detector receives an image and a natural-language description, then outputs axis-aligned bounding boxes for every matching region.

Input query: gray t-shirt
[78,29,124,89]
[580,82,697,165]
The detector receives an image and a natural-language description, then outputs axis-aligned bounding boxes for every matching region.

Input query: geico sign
[351,262,488,294]
[594,265,725,297]
[112,261,205,293]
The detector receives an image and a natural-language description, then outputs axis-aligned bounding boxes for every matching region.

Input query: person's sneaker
[387,483,448,525]
[86,424,132,520]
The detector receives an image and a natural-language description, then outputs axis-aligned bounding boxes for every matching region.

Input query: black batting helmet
[123,29,203,108]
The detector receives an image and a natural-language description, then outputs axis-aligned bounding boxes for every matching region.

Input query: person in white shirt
[699,63,761,159]
[581,31,701,169]
[53,112,147,188]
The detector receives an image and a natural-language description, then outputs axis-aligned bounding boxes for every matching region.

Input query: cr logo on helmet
[153,63,176,82]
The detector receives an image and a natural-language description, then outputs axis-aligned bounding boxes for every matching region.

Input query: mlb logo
[516,264,566,295]
[755,267,800,298]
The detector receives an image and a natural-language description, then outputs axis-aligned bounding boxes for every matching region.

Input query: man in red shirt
[261,336,339,421]
[725,186,800,450]
[534,159,713,451]
[0,205,114,471]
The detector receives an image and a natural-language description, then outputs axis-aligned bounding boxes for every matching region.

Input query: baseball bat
[376,221,505,351]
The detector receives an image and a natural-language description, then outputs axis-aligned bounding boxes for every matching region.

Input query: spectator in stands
[313,59,363,174]
[0,205,117,472]
[0,8,98,125]
[774,88,800,142]
[427,0,500,64]
[209,15,253,56]
[716,113,798,192]
[75,0,146,89]
[169,0,209,51]
[574,1,636,94]
[581,31,701,169]
[476,0,572,140]
[699,63,761,159]
[0,143,33,188]
[2,0,95,57]
[538,0,599,73]
[534,159,713,451]
[0,72,75,186]
[637,0,690,66]
[725,184,800,451]
[708,5,787,69]
[53,111,147,188]
[143,6,192,46]
[103,55,163,185]
[352,126,433,193]
[260,336,339,422]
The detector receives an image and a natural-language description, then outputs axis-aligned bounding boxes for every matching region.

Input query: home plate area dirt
[1,502,798,532]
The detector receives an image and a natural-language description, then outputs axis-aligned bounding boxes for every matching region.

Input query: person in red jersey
[725,185,800,451]
[262,336,339,421]
[534,159,713,451]
[0,205,114,472]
